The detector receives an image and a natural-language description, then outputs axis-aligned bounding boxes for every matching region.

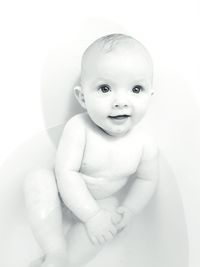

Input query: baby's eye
[132,85,144,94]
[98,84,111,93]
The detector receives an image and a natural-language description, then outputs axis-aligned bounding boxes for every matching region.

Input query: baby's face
[79,44,153,137]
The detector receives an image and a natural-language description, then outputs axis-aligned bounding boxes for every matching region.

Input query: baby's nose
[113,102,128,108]
[112,94,129,108]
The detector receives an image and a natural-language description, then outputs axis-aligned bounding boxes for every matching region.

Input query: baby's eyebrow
[95,77,111,83]
[134,79,149,85]
[93,79,112,85]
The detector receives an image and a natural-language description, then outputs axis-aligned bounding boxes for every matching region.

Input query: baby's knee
[24,169,61,213]
[24,169,58,195]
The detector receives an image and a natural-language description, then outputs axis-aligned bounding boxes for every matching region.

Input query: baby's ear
[74,86,86,109]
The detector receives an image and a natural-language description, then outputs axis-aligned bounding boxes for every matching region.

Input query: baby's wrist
[84,208,102,223]
[119,205,134,215]
[125,206,139,216]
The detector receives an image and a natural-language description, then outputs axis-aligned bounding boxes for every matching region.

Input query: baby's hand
[85,209,121,245]
[116,206,133,231]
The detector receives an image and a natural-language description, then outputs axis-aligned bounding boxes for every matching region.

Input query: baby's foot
[30,252,69,267]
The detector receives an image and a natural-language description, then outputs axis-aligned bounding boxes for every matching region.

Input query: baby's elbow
[54,160,68,182]
[54,166,66,194]
[54,165,78,187]
[54,164,66,187]
[54,163,61,180]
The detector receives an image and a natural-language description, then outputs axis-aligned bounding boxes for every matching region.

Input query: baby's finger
[97,235,106,245]
[116,223,125,231]
[117,206,126,214]
[111,213,122,224]
[116,218,127,230]
[90,235,99,245]
[109,225,117,236]
[103,231,114,242]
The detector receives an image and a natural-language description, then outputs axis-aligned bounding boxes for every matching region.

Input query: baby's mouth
[108,115,130,120]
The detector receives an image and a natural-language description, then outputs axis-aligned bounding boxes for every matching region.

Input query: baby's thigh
[24,169,60,207]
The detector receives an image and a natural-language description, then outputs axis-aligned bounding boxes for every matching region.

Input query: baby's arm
[55,115,120,243]
[117,136,159,230]
[55,115,100,222]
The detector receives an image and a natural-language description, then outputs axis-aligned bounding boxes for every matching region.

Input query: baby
[24,34,159,267]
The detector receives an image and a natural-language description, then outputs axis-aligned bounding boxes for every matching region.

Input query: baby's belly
[83,175,128,199]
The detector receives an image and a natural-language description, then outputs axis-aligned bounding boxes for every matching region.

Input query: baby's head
[74,33,154,137]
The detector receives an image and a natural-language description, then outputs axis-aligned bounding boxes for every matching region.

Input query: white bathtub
[0,121,188,267]
[0,32,191,267]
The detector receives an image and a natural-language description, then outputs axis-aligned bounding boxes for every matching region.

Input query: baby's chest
[81,134,143,178]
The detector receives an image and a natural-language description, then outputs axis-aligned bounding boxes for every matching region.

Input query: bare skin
[25,113,158,267]
[24,36,158,267]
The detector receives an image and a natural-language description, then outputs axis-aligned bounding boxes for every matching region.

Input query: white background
[0,1,199,266]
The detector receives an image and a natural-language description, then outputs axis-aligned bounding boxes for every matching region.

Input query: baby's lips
[109,114,130,119]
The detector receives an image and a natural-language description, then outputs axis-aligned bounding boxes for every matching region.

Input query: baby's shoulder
[64,112,88,131]
[62,113,89,141]
[137,129,159,161]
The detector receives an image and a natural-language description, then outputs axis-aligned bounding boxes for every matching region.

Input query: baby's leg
[24,169,70,267]
[66,197,119,267]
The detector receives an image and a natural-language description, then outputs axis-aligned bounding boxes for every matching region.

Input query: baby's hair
[81,33,153,81]
[83,33,137,56]
[81,33,138,72]
[94,33,135,53]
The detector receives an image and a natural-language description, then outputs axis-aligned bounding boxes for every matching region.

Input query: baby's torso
[79,114,144,199]
[81,128,142,179]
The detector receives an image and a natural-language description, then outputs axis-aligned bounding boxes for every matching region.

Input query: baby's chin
[100,126,132,137]
[87,115,134,137]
